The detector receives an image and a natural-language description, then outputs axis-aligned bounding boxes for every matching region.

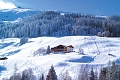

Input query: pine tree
[14,63,18,74]
[108,62,120,80]
[10,73,22,80]
[89,67,95,80]
[62,70,72,80]
[39,73,45,80]
[78,64,89,80]
[46,65,57,80]
[20,37,28,45]
[99,68,107,80]
[46,45,51,54]
[21,68,36,80]
[94,69,98,80]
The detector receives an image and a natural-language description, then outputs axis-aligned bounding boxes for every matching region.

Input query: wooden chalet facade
[51,45,74,53]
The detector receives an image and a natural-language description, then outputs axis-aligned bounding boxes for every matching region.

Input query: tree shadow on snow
[0,42,14,49]
[68,56,94,63]
[13,43,20,47]
[28,41,34,43]
[55,62,68,67]
[1,49,21,57]
[116,58,120,64]
[0,65,6,73]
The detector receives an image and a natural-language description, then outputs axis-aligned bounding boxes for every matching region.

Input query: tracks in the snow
[84,36,116,60]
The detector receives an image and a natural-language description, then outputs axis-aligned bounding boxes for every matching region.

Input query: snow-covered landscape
[0,36,120,79]
[0,0,120,79]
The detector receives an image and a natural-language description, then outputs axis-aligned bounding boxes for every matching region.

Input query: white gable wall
[67,47,73,52]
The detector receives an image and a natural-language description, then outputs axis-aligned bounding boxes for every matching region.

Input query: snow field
[0,36,120,79]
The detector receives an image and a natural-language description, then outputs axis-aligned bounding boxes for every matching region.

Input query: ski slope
[0,36,120,79]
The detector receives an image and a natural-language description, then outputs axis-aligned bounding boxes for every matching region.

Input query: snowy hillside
[0,36,120,79]
[0,8,40,22]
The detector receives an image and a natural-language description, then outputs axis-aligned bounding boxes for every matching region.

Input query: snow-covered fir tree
[0,11,120,38]
[46,45,51,54]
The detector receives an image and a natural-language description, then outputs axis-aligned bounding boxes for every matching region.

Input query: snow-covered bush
[101,32,105,37]
[22,68,36,80]
[33,48,46,56]
[79,48,84,54]
[8,68,36,80]
[60,70,72,80]
[101,31,110,37]
[20,37,28,45]
[105,31,110,37]
[97,32,102,37]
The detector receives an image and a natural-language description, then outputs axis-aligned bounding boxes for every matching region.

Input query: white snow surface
[0,8,40,22]
[0,36,120,79]
[0,0,16,9]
